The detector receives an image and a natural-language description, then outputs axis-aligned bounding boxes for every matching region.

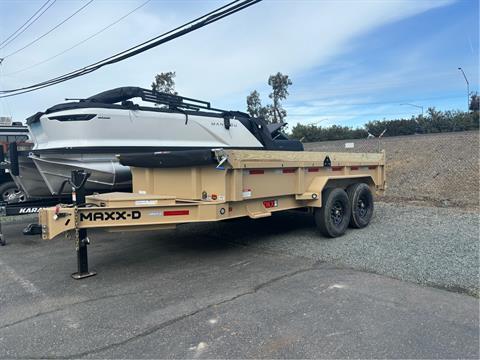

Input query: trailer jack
[70,170,96,280]
[72,229,95,279]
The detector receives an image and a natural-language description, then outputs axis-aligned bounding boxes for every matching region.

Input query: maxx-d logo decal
[80,211,141,221]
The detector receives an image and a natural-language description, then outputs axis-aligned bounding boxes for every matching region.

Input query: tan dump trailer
[36,149,385,278]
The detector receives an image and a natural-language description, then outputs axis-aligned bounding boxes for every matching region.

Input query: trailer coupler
[23,223,43,235]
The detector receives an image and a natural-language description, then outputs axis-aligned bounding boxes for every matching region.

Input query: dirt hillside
[304,131,479,209]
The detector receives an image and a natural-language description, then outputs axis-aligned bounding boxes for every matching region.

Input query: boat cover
[119,149,216,168]
[86,87,144,104]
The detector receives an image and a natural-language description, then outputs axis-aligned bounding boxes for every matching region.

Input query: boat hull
[30,153,132,196]
[11,153,51,198]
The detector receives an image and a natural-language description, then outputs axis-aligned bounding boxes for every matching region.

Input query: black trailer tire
[314,188,351,238]
[0,181,26,203]
[347,183,374,228]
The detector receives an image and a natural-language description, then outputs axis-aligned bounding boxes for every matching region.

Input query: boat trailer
[29,149,385,279]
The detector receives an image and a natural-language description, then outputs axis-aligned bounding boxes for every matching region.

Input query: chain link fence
[304,137,383,153]
[304,131,480,209]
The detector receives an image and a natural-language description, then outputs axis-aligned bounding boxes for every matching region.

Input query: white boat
[13,87,302,197]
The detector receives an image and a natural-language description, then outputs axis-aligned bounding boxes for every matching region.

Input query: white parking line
[0,259,41,296]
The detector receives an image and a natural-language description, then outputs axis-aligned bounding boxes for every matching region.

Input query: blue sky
[0,0,478,129]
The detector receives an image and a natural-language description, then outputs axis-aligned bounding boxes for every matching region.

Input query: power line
[0,0,56,50]
[1,0,258,92]
[4,0,151,77]
[1,0,95,60]
[0,0,262,98]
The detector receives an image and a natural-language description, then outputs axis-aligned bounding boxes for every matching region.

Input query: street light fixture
[309,118,329,126]
[458,67,470,110]
[400,103,424,116]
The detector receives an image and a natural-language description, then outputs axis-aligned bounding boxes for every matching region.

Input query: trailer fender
[301,175,376,208]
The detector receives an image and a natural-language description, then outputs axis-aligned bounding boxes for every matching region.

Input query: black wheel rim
[330,200,344,225]
[2,188,26,203]
[356,194,370,218]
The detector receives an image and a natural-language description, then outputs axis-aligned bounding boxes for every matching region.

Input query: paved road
[0,204,478,359]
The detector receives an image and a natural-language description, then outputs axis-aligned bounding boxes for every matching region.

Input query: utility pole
[458,67,470,111]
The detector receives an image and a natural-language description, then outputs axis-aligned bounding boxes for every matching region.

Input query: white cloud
[0,0,454,122]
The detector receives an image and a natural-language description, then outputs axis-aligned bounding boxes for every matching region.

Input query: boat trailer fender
[302,174,377,207]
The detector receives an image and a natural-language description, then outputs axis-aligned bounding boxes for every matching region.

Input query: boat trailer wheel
[330,200,345,225]
[0,182,27,204]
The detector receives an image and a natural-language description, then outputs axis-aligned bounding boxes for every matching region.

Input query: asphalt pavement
[0,203,478,359]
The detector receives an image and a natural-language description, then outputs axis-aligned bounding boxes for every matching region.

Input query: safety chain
[74,206,80,251]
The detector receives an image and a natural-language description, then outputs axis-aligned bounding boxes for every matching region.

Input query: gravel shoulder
[197,202,480,296]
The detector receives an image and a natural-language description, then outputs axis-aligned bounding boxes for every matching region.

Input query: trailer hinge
[323,156,331,167]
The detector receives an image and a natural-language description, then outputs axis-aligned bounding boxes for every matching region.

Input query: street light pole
[458,67,470,111]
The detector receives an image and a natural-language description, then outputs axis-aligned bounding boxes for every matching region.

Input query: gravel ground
[192,202,479,296]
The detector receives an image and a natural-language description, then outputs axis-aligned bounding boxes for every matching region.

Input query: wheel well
[323,177,375,193]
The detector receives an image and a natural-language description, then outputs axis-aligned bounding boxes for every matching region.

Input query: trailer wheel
[0,181,26,204]
[314,188,351,238]
[347,183,374,228]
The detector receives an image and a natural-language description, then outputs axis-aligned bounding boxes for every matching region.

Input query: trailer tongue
[37,148,385,278]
